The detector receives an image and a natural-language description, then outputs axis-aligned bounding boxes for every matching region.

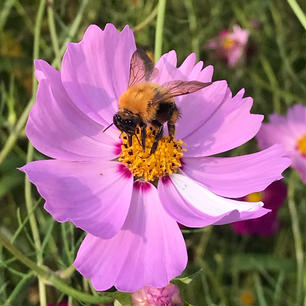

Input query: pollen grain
[119,127,186,182]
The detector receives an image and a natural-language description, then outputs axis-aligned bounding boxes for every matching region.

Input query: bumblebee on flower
[21,24,290,292]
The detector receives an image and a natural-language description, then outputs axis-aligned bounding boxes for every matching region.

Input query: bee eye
[125,120,134,126]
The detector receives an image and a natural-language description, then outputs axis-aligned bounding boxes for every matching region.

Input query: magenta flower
[206,24,249,67]
[257,104,306,183]
[131,284,183,306]
[20,24,290,292]
[232,180,287,236]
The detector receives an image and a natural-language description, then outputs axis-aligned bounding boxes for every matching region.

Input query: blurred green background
[0,0,305,305]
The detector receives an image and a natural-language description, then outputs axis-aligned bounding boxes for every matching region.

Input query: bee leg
[140,123,146,151]
[167,123,176,140]
[167,107,179,141]
[150,121,163,154]
[128,135,133,147]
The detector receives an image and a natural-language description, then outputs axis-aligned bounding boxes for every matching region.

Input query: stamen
[296,134,306,157]
[119,126,186,182]
[246,192,262,202]
[223,37,235,50]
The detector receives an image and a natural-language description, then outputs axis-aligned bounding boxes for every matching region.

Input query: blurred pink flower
[257,104,306,183]
[21,24,290,292]
[131,284,183,306]
[206,25,249,67]
[232,180,287,236]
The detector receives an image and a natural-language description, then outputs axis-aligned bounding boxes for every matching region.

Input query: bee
[111,49,211,154]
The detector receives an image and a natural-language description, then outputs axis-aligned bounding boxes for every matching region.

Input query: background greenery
[0,0,305,305]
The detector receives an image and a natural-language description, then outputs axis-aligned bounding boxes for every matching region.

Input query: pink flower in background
[21,24,290,292]
[257,104,306,183]
[131,284,183,306]
[232,181,287,236]
[206,25,249,67]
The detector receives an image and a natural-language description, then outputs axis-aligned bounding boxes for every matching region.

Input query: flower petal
[61,24,136,125]
[28,59,120,161]
[232,180,287,236]
[257,104,306,151]
[158,174,270,228]
[153,50,213,84]
[287,104,306,138]
[74,181,187,292]
[176,81,227,139]
[182,145,291,198]
[183,88,263,157]
[291,151,306,183]
[20,160,133,239]
[257,115,296,151]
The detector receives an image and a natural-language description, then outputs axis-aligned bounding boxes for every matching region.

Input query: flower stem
[47,0,61,69]
[288,171,305,306]
[27,0,47,305]
[154,0,167,63]
[133,5,158,32]
[183,0,199,60]
[0,0,89,166]
[0,233,113,304]
[286,0,306,30]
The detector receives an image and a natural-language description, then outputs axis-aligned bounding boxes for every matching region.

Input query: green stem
[0,0,89,166]
[0,233,113,304]
[288,171,305,306]
[259,55,281,113]
[133,5,158,32]
[27,0,47,305]
[183,0,199,59]
[286,0,306,30]
[154,0,167,63]
[47,0,61,69]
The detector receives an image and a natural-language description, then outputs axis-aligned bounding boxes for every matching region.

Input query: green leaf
[103,291,131,306]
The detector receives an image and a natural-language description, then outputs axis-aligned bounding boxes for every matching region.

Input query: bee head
[113,112,139,135]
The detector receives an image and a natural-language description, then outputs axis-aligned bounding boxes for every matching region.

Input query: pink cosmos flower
[257,104,306,183]
[232,180,287,236]
[20,24,290,292]
[131,284,182,306]
[206,25,249,67]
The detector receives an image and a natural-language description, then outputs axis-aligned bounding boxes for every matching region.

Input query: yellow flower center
[223,37,235,50]
[246,192,262,202]
[297,134,306,156]
[119,126,186,182]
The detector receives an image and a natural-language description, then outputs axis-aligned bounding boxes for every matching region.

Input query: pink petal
[230,25,249,45]
[61,24,136,126]
[74,182,187,292]
[183,88,263,157]
[153,50,213,84]
[232,180,287,236]
[287,104,306,137]
[182,145,291,198]
[27,59,120,161]
[227,46,243,67]
[257,116,296,151]
[158,174,270,228]
[20,160,133,239]
[176,81,227,139]
[291,151,306,183]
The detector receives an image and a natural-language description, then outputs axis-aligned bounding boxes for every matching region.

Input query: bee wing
[150,80,212,105]
[128,49,155,87]
[162,80,212,98]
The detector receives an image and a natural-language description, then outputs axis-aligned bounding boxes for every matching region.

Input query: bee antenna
[103,123,114,133]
